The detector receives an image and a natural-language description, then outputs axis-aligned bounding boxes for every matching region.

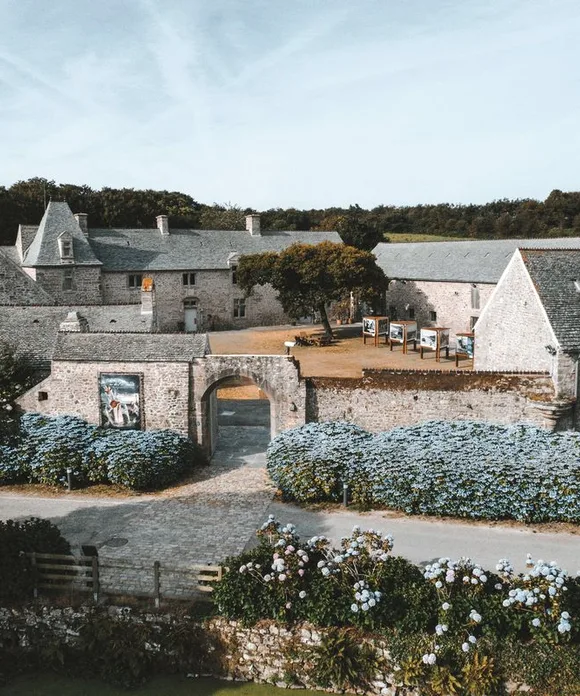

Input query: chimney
[74,213,89,236]
[59,310,89,332]
[246,214,261,236]
[141,277,158,329]
[156,214,169,236]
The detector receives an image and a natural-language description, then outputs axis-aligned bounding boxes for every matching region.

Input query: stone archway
[191,355,306,457]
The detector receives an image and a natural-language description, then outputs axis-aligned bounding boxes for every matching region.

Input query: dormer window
[58,234,74,263]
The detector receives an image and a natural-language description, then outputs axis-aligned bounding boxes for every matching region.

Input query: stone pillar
[59,310,89,332]
[246,214,261,236]
[141,277,157,330]
[74,213,88,235]
[156,215,169,236]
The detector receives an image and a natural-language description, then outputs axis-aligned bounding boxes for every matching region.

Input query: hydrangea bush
[267,420,580,523]
[266,421,372,502]
[0,413,200,491]
[217,518,580,695]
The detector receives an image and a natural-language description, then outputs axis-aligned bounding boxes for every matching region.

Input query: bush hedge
[267,420,580,522]
[0,517,70,603]
[0,413,201,491]
[215,516,580,696]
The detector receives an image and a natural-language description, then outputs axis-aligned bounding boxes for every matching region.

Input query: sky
[1,0,579,210]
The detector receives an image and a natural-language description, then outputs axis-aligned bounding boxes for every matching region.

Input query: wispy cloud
[0,0,579,207]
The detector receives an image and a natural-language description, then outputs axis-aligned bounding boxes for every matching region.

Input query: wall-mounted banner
[99,373,141,429]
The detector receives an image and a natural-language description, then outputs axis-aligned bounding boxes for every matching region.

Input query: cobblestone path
[0,426,274,598]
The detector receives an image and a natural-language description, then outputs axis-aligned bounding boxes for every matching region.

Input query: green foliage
[0,341,35,446]
[0,517,70,603]
[0,413,201,491]
[266,421,372,502]
[238,241,387,336]
[309,628,380,690]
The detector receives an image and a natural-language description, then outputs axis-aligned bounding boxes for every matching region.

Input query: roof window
[574,280,580,293]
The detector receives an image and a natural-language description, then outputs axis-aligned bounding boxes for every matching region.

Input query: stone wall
[17,360,191,436]
[101,270,288,331]
[474,254,555,374]
[35,266,103,304]
[306,370,559,431]
[385,279,495,338]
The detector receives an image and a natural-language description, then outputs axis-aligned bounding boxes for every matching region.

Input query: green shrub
[89,429,198,490]
[266,421,372,502]
[0,517,70,603]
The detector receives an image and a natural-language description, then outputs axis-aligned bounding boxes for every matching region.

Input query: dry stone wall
[306,370,558,431]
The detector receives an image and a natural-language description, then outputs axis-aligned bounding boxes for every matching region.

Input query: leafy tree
[198,203,247,230]
[237,242,388,336]
[0,342,35,445]
[316,205,384,250]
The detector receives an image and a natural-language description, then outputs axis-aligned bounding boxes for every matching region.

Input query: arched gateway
[16,332,307,459]
[191,354,306,455]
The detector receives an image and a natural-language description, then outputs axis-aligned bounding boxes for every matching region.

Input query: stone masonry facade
[385,279,495,338]
[102,269,287,331]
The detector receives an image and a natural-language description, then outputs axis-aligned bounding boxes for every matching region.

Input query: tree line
[2,177,580,250]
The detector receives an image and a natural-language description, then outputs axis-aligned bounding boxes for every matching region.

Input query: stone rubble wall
[0,607,533,695]
[306,372,558,431]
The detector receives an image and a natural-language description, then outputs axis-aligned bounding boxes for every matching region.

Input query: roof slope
[373,238,580,283]
[53,331,209,362]
[23,201,102,267]
[0,305,153,371]
[0,248,55,304]
[520,249,580,351]
[88,228,342,271]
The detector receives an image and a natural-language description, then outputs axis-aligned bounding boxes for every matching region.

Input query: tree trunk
[318,304,333,337]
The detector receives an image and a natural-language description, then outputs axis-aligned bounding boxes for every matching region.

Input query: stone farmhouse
[373,237,580,338]
[0,200,341,337]
[475,248,580,426]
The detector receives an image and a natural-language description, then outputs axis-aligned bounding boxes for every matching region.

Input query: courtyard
[208,323,472,378]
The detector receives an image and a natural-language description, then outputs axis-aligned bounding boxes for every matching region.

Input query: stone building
[373,237,580,339]
[2,201,341,333]
[475,248,580,426]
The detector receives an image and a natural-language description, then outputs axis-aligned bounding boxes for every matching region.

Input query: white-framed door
[184,298,198,332]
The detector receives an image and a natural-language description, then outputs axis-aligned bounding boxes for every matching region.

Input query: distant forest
[2,177,580,251]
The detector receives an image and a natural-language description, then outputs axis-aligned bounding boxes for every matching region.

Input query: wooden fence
[25,552,224,606]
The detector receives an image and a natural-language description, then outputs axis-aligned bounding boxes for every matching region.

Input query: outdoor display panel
[99,373,142,429]
[389,321,418,354]
[362,316,389,345]
[456,334,475,358]
[419,327,450,362]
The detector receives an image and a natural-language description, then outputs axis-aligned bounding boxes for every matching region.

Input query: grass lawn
[2,675,323,696]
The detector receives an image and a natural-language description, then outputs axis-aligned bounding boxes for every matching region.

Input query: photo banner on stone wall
[99,373,141,429]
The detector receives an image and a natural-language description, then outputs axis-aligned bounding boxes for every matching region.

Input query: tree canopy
[2,177,580,247]
[237,242,388,336]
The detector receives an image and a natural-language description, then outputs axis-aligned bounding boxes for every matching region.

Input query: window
[470,316,478,330]
[471,285,480,310]
[231,265,238,285]
[233,298,246,318]
[182,272,196,287]
[58,236,74,262]
[128,274,143,289]
[408,306,415,320]
[388,305,396,319]
[63,268,74,291]
[429,310,437,322]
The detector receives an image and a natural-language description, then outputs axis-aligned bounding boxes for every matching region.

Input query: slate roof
[53,331,209,362]
[0,305,153,371]
[88,228,343,271]
[0,248,55,304]
[373,238,580,284]
[520,249,580,352]
[22,201,102,267]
